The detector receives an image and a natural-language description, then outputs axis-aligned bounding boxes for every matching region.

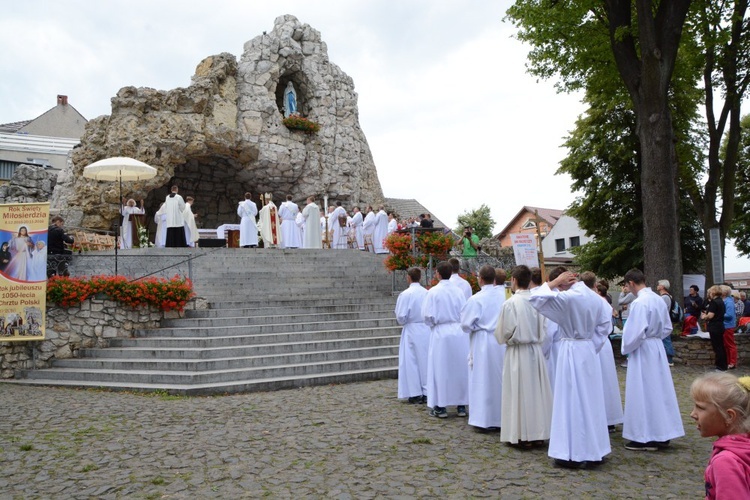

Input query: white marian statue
[283,81,297,117]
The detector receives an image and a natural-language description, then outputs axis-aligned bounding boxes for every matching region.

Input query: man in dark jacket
[47,215,74,276]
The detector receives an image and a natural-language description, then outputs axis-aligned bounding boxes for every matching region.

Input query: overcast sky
[1,1,747,273]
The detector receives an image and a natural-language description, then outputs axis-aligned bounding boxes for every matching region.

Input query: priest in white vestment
[495,265,552,445]
[422,261,469,418]
[258,197,281,248]
[396,267,431,403]
[362,206,376,252]
[120,198,145,249]
[278,195,302,249]
[154,203,167,248]
[350,207,364,250]
[372,206,389,254]
[182,197,199,248]
[620,268,684,450]
[301,197,322,249]
[529,269,612,468]
[449,258,473,299]
[579,272,624,431]
[237,193,259,248]
[330,202,348,249]
[461,265,505,430]
[164,186,187,248]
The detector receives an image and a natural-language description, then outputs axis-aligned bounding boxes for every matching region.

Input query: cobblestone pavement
[1,365,744,499]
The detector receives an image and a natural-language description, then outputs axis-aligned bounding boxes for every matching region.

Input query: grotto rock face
[56,15,384,230]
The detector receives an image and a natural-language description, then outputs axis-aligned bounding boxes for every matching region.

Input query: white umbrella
[83,156,157,181]
[83,157,158,274]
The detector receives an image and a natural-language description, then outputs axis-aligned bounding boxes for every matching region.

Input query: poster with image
[0,202,49,341]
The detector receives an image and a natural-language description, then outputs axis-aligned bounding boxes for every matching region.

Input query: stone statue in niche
[283,81,297,117]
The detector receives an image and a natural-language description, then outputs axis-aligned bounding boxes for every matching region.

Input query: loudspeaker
[198,238,226,248]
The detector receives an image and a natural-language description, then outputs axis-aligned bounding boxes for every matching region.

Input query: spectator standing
[722,285,738,369]
[682,285,704,337]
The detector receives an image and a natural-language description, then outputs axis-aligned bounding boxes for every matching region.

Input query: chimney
[57,95,68,106]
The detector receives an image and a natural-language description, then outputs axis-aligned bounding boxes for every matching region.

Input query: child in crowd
[690,372,750,499]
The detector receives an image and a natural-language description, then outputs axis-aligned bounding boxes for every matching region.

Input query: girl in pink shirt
[690,372,750,499]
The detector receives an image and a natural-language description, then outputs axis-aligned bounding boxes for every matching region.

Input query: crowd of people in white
[121,191,437,251]
[236,194,434,252]
[396,261,684,469]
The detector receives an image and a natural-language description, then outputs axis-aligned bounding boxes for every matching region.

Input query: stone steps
[160,309,394,328]
[11,249,401,394]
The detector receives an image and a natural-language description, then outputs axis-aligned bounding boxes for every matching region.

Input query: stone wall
[610,334,750,367]
[0,297,206,378]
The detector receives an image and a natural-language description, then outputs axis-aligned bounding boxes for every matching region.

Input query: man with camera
[460,227,480,257]
[47,215,74,277]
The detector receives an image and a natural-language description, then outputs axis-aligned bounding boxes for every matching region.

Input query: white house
[541,213,593,264]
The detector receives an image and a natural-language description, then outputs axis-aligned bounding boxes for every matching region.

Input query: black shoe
[456,405,467,417]
[429,406,447,418]
[420,395,428,404]
[408,396,422,404]
[625,441,659,451]
[654,440,670,449]
[608,425,617,433]
[554,459,587,469]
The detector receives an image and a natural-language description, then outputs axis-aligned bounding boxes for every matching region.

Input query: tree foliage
[508,0,748,286]
[729,114,750,255]
[456,204,495,240]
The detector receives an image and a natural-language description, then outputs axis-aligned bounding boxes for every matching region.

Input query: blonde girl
[690,372,750,499]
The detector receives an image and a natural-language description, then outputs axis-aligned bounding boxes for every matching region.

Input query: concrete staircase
[12,249,401,395]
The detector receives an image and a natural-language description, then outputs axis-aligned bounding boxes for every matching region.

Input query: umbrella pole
[115,172,120,275]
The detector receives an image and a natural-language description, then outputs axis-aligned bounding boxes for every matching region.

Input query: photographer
[47,215,74,277]
[460,226,480,258]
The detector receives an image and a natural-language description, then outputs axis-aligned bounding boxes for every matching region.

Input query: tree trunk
[637,103,683,295]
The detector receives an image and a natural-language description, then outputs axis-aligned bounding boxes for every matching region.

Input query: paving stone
[0,365,737,496]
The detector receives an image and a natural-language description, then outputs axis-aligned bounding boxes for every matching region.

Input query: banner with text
[510,233,540,269]
[0,202,49,341]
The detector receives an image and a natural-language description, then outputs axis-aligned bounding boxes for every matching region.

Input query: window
[521,219,537,230]
[555,238,565,253]
[569,236,581,248]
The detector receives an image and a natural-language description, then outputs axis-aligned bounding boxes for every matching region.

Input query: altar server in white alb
[330,201,348,249]
[529,269,612,469]
[461,265,506,431]
[620,268,684,451]
[495,265,552,446]
[387,213,398,234]
[372,205,389,254]
[350,206,364,250]
[362,205,376,252]
[449,258,473,300]
[182,196,199,248]
[120,198,145,249]
[154,202,167,248]
[422,261,469,418]
[395,267,431,404]
[580,272,624,432]
[237,192,258,248]
[278,195,302,249]
[301,197,321,249]
[539,269,563,398]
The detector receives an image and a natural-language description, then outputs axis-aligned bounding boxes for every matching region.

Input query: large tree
[682,0,750,284]
[508,0,691,292]
[509,1,750,291]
